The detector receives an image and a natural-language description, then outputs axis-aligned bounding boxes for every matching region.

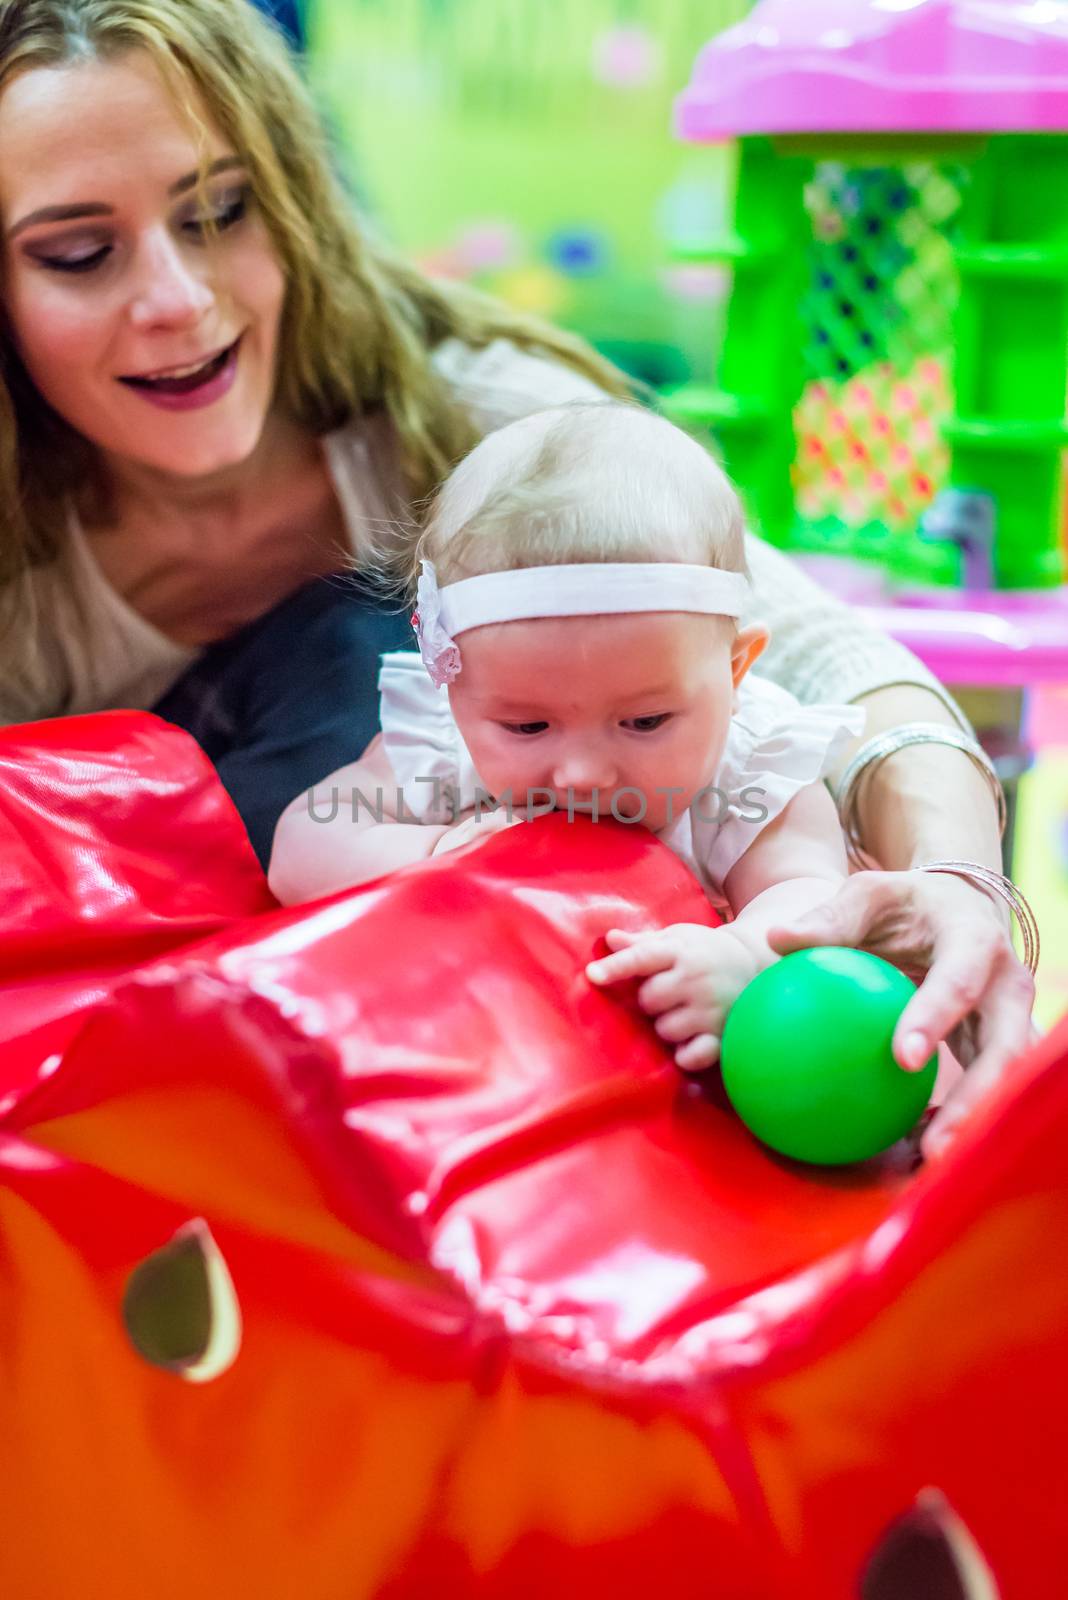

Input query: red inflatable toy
[0,712,1064,1598]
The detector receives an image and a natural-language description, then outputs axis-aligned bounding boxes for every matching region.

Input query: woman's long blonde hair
[0,0,631,592]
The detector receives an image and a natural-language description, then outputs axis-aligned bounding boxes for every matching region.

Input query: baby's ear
[730,622,769,689]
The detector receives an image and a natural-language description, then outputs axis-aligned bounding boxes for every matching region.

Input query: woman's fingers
[921,963,1036,1157]
[745,865,1037,1156]
[921,1048,1009,1158]
[891,930,998,1070]
[765,874,894,956]
[962,962,1036,1077]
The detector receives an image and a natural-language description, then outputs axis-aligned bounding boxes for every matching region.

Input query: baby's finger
[675,1033,721,1073]
[636,967,688,1015]
[654,1005,712,1045]
[586,939,675,986]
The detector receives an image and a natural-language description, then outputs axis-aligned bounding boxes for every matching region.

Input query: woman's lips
[118,336,242,412]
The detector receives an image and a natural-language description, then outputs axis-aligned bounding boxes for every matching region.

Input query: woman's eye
[38,245,111,275]
[184,191,248,238]
[623,713,671,732]
[501,721,549,736]
[31,188,249,271]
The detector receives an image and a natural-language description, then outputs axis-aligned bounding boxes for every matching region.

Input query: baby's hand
[431,808,520,857]
[586,923,760,1072]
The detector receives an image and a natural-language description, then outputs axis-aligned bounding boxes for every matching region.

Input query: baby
[270,402,864,1069]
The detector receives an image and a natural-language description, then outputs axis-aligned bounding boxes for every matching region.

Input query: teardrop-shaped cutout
[123,1218,242,1383]
[861,1488,1000,1600]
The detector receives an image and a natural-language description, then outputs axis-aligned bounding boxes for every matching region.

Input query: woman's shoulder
[0,539,194,726]
[430,336,608,433]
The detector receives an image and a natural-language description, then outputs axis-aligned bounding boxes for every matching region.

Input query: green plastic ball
[720,948,938,1165]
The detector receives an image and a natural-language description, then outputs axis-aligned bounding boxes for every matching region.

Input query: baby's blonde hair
[408,402,747,596]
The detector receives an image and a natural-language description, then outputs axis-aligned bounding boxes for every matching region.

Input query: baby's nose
[552,748,616,796]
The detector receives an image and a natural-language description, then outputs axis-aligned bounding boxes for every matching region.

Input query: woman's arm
[737,535,1036,1150]
[267,736,450,903]
[825,682,1002,868]
[768,683,1035,1155]
[740,534,971,727]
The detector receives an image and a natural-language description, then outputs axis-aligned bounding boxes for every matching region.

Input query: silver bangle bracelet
[835,722,1008,865]
[916,859,1040,977]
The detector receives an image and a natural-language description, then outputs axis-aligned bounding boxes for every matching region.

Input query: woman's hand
[586,923,760,1072]
[431,807,519,857]
[766,869,1036,1156]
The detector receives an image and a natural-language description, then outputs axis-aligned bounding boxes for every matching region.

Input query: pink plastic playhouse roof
[675,0,1068,140]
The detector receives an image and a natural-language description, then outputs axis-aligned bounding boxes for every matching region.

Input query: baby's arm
[587,782,847,1069]
[268,735,452,904]
[719,778,848,965]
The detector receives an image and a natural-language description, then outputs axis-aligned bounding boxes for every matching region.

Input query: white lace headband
[412,560,749,687]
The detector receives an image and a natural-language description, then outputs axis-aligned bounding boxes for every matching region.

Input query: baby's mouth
[119,337,241,396]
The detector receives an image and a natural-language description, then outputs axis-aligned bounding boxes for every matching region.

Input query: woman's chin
[109,425,268,483]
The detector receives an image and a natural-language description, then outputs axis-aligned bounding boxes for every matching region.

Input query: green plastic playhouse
[670,0,1068,591]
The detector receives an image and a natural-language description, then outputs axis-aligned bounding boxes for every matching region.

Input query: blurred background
[306,0,750,391]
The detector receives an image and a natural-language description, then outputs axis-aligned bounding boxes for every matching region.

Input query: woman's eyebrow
[7,156,246,240]
[7,201,110,240]
[168,154,245,198]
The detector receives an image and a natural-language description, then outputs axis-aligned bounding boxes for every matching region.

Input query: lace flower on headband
[412,562,462,688]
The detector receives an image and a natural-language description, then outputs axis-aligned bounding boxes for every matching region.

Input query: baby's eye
[500,721,549,736]
[622,713,672,733]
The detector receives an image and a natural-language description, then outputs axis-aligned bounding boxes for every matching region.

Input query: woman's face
[0,51,287,482]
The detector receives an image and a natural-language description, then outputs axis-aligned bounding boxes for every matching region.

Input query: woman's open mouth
[118,337,243,410]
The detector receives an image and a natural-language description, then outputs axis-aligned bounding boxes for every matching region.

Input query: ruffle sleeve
[378,651,483,823]
[690,675,865,894]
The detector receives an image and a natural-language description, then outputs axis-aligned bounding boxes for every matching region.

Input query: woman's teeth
[122,342,235,392]
[154,359,214,380]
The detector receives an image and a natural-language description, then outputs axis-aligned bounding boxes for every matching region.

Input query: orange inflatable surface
[0,712,1064,1599]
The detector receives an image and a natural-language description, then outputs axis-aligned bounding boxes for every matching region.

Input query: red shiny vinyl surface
[0,712,1065,1598]
[0,711,273,1101]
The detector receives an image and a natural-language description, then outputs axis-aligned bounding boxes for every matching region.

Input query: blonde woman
[0,0,1035,1150]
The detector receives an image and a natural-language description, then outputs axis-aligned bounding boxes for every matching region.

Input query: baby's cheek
[455,735,516,806]
[638,792,676,832]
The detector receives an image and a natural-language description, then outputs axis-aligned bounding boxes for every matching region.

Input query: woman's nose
[127,229,215,331]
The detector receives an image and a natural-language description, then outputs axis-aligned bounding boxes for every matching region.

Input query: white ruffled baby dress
[378,650,864,911]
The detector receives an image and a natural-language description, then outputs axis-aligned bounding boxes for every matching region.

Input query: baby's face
[449,612,741,833]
